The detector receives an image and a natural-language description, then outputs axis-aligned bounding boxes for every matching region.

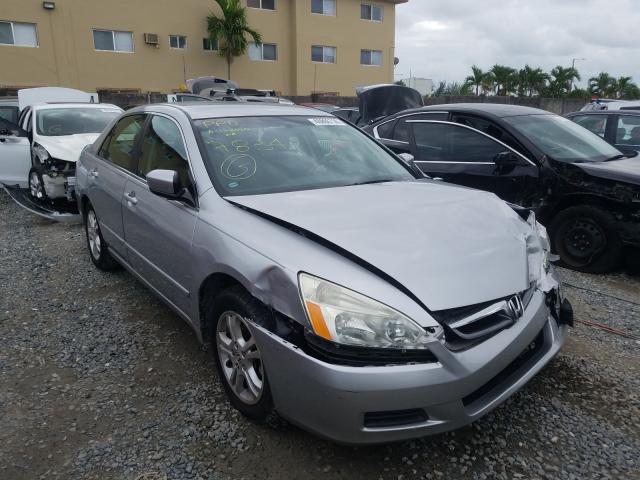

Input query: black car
[566,110,640,155]
[358,86,640,273]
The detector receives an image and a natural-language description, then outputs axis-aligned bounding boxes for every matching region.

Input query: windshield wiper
[604,154,627,162]
[345,179,394,187]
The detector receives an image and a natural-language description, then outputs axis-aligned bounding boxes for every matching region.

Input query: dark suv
[566,110,640,154]
[358,91,639,273]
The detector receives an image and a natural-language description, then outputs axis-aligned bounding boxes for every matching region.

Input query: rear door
[85,114,146,257]
[121,114,198,316]
[407,120,539,203]
[376,112,448,156]
[0,118,31,187]
[612,114,640,153]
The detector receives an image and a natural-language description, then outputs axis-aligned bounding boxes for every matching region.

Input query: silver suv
[76,102,572,444]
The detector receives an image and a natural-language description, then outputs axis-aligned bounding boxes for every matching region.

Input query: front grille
[364,409,428,428]
[462,328,545,407]
[433,284,536,350]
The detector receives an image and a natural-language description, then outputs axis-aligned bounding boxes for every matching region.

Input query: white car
[0,88,122,202]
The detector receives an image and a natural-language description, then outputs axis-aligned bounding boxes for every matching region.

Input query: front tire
[210,286,275,420]
[85,205,119,271]
[28,167,47,202]
[550,205,621,273]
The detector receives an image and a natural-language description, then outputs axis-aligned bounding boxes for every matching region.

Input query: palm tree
[616,76,633,99]
[490,65,517,96]
[517,65,549,96]
[588,72,615,98]
[465,65,486,96]
[207,0,262,80]
[546,66,580,97]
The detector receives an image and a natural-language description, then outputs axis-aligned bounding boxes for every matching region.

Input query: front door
[121,114,197,316]
[0,118,31,187]
[408,120,539,204]
[87,114,147,256]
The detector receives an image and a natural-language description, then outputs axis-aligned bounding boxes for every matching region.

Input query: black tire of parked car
[550,205,622,273]
[209,286,276,421]
[84,204,120,271]
[28,167,47,202]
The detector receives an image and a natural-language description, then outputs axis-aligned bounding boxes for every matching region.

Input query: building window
[361,4,383,21]
[169,35,187,49]
[93,29,134,52]
[247,0,275,10]
[361,49,382,66]
[311,0,336,16]
[311,45,336,63]
[203,37,218,51]
[249,42,277,61]
[0,21,38,47]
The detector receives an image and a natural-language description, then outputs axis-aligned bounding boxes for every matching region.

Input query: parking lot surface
[1,191,639,480]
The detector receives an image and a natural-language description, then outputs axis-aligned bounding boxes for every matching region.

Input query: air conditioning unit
[144,33,159,45]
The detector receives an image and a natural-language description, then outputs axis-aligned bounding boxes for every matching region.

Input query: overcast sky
[394,0,640,87]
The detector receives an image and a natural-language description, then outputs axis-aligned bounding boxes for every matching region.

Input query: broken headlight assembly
[526,213,559,287]
[299,273,442,349]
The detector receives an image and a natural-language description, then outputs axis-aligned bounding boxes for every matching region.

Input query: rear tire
[209,286,275,421]
[85,204,119,271]
[550,205,621,273]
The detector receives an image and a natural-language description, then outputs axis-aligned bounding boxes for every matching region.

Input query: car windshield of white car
[509,114,623,163]
[194,115,414,196]
[36,108,121,137]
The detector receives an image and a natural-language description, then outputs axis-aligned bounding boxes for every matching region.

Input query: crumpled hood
[228,181,533,311]
[37,133,100,163]
[573,157,640,186]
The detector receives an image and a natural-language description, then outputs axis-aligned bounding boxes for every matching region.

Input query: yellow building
[0,0,406,96]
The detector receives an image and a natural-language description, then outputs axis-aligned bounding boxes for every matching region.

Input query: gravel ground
[1,190,639,480]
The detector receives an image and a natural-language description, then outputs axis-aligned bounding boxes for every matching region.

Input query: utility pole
[570,58,586,91]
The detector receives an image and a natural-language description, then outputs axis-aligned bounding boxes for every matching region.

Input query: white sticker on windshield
[308,117,346,126]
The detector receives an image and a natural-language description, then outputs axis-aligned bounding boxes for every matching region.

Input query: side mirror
[397,153,414,163]
[493,150,520,166]
[397,152,426,178]
[147,169,182,198]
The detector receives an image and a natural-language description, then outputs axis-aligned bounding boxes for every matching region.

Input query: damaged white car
[0,88,122,206]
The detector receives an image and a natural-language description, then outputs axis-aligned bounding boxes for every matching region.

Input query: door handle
[88,168,99,178]
[125,191,138,206]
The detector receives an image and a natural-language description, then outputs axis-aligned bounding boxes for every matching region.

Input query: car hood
[37,133,101,163]
[357,84,423,125]
[573,157,640,186]
[227,181,533,311]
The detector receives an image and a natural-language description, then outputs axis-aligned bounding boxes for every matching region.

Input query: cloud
[394,0,640,86]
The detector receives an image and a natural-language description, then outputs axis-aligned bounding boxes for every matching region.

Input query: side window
[376,120,396,139]
[571,114,607,138]
[411,123,508,162]
[615,115,640,145]
[395,113,447,143]
[451,114,525,154]
[139,116,190,185]
[98,114,146,172]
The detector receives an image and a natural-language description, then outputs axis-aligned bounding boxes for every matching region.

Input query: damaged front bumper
[250,284,570,445]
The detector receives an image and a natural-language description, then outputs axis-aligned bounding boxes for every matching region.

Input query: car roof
[567,109,640,116]
[129,102,332,119]
[0,97,18,105]
[419,103,550,117]
[33,102,121,110]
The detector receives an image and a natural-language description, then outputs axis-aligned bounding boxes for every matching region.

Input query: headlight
[299,273,441,349]
[526,213,558,284]
[33,144,50,161]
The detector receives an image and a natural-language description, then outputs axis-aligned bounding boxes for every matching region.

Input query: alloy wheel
[87,210,102,260]
[216,311,264,405]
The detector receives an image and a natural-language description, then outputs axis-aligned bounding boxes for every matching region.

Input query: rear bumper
[251,290,568,445]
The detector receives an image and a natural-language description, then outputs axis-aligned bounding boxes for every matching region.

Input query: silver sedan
[75,102,572,444]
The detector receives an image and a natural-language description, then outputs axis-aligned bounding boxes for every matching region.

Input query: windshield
[509,114,622,162]
[194,116,414,196]
[36,107,121,136]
